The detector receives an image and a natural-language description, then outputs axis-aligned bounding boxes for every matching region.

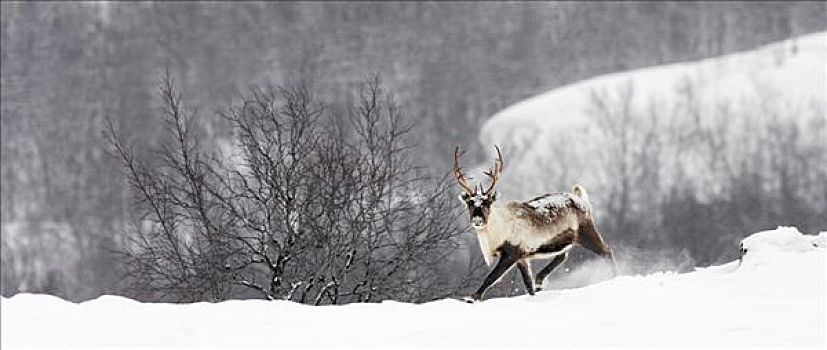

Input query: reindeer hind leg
[534,252,568,292]
[516,259,535,296]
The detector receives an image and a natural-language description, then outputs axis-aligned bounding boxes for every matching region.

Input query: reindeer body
[452,146,616,302]
[475,193,587,266]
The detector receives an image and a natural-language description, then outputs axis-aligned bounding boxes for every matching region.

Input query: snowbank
[2,227,824,348]
[740,226,820,254]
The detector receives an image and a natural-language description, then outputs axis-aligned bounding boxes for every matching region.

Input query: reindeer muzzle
[471,216,485,227]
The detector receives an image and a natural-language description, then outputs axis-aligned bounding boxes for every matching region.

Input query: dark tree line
[594,77,826,267]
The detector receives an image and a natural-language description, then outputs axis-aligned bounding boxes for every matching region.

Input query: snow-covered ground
[2,227,824,348]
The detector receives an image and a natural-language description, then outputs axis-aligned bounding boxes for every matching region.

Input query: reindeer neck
[473,205,513,265]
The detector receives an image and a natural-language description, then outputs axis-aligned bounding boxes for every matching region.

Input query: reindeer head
[453,145,503,228]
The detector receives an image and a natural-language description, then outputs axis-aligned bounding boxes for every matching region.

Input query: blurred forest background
[2,1,825,302]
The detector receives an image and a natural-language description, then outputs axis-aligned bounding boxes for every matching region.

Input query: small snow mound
[1,293,67,306]
[80,295,141,306]
[740,226,819,256]
[808,232,827,248]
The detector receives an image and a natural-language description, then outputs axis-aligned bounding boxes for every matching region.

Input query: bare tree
[580,72,827,268]
[104,72,465,304]
[587,81,662,241]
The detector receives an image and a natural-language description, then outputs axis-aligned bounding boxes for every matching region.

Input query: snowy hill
[482,31,826,142]
[476,31,826,199]
[2,227,824,348]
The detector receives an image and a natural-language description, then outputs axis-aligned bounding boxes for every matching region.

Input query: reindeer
[454,146,617,302]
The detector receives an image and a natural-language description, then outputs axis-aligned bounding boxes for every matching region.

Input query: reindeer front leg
[468,244,521,302]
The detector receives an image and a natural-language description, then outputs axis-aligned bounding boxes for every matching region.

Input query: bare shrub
[104,73,464,303]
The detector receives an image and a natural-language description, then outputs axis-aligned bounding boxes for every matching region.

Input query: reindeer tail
[572,184,590,204]
[572,184,617,275]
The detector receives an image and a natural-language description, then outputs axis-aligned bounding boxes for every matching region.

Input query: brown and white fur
[454,146,617,302]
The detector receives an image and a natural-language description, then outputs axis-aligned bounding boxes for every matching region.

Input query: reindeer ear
[489,191,498,201]
[458,192,470,202]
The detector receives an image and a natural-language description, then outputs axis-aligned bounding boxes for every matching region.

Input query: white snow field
[2,227,824,348]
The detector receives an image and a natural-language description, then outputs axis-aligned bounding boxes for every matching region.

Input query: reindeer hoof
[534,286,543,293]
[461,295,481,303]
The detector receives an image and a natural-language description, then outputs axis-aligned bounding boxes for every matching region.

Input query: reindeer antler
[453,146,475,193]
[483,145,503,195]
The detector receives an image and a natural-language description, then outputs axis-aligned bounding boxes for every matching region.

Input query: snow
[526,192,591,215]
[740,226,820,254]
[2,227,824,348]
